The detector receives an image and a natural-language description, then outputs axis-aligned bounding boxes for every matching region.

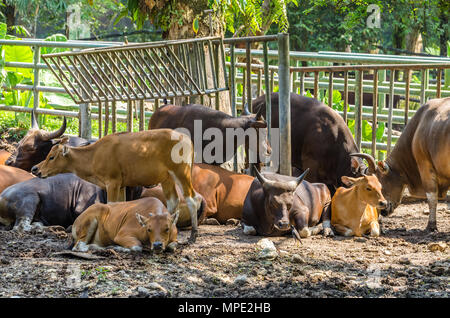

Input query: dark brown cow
[242,168,326,237]
[351,97,450,232]
[142,163,254,224]
[252,93,366,193]
[5,111,91,171]
[289,179,332,238]
[148,104,270,165]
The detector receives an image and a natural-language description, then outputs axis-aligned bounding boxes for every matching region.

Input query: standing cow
[5,111,91,172]
[148,104,270,166]
[252,93,366,193]
[31,130,201,242]
[350,97,450,232]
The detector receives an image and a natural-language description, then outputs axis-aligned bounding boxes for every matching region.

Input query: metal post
[230,44,237,172]
[355,70,363,150]
[278,33,291,176]
[263,42,271,145]
[387,69,395,155]
[33,45,40,112]
[246,42,252,112]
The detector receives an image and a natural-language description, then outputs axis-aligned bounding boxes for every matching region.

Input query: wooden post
[278,33,291,176]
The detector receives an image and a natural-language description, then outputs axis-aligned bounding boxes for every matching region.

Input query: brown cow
[72,197,178,253]
[0,165,34,194]
[331,175,387,237]
[0,150,12,165]
[351,97,450,232]
[141,163,254,224]
[31,130,201,242]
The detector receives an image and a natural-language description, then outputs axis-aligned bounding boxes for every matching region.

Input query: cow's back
[0,165,34,194]
[252,93,361,189]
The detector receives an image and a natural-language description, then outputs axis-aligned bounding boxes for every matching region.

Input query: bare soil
[0,201,448,298]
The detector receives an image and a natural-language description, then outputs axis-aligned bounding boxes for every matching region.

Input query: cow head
[254,166,309,232]
[242,103,271,162]
[341,175,388,210]
[6,111,67,172]
[136,210,178,252]
[31,136,71,178]
[350,153,404,216]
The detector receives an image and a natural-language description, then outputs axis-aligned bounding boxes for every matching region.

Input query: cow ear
[341,176,358,187]
[377,161,389,175]
[136,213,148,227]
[60,136,69,145]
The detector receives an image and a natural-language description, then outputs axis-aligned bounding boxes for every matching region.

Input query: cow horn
[253,165,269,186]
[41,117,67,141]
[31,110,39,129]
[350,153,377,174]
[255,106,264,120]
[295,168,310,186]
[242,103,251,116]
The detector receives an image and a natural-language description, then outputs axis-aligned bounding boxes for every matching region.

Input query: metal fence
[2,36,450,168]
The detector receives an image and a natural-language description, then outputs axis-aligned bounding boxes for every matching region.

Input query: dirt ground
[0,200,448,298]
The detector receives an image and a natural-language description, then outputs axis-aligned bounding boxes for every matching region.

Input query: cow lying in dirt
[0,173,107,231]
[0,165,34,194]
[331,175,387,237]
[72,197,178,253]
[31,130,201,242]
[242,167,334,237]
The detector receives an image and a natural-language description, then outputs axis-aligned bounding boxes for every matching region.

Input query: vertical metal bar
[378,70,386,110]
[111,101,117,133]
[246,42,252,112]
[98,102,102,138]
[270,70,274,93]
[212,42,220,110]
[343,71,348,124]
[405,69,411,125]
[139,100,145,131]
[313,72,319,99]
[387,69,395,155]
[299,71,305,96]
[230,44,237,172]
[436,68,442,98]
[104,101,109,136]
[263,41,271,148]
[372,71,378,157]
[242,68,246,111]
[420,69,426,104]
[127,100,133,132]
[355,70,363,150]
[257,69,262,96]
[278,33,291,176]
[328,71,333,107]
[33,45,40,112]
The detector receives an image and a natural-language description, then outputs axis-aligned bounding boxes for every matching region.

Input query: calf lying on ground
[290,180,333,238]
[331,175,387,237]
[72,197,178,253]
[32,129,201,242]
[0,173,106,231]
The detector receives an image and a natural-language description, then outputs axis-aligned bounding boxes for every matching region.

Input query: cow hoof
[323,227,335,237]
[243,224,257,235]
[73,241,89,252]
[166,242,177,253]
[130,246,143,253]
[299,228,311,238]
[425,224,438,233]
[188,236,197,244]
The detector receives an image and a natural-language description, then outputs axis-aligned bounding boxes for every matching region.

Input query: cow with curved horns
[5,110,91,171]
[350,97,450,232]
[252,93,367,193]
[241,167,332,237]
[148,104,270,166]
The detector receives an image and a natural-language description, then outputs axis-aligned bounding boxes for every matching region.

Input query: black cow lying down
[0,173,142,232]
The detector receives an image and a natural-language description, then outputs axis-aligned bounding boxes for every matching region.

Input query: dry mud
[0,201,448,298]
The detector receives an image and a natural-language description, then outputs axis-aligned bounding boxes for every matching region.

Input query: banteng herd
[0,93,448,254]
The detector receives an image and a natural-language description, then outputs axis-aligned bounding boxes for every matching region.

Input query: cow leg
[106,182,122,203]
[242,223,257,235]
[321,204,335,237]
[291,208,312,238]
[333,224,354,237]
[72,218,99,252]
[14,217,33,232]
[161,176,179,214]
[168,169,198,243]
[113,233,143,253]
[369,221,380,237]
[425,192,438,232]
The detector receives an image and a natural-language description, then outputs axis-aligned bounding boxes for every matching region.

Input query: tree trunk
[2,1,15,31]
[164,1,230,114]
[438,0,449,56]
